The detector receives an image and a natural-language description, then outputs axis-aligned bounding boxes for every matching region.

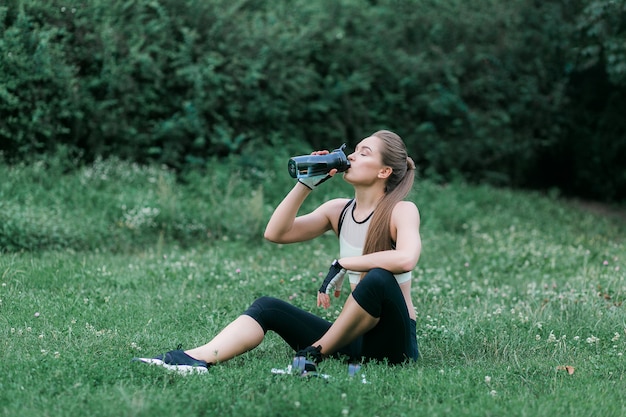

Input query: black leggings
[243,268,419,364]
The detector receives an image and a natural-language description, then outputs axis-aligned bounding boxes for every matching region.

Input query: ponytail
[361,131,415,256]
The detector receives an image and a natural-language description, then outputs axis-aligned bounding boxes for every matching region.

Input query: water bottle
[288,144,351,179]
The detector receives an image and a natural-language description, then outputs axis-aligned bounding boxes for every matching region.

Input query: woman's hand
[317,259,346,309]
[317,292,331,309]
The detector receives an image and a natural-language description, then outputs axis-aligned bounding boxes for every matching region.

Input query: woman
[135,130,421,374]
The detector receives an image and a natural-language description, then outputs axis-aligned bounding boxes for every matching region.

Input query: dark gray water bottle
[288,144,351,179]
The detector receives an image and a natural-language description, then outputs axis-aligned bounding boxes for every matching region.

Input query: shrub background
[1,0,625,201]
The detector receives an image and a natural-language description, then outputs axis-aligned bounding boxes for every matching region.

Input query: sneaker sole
[134,357,208,374]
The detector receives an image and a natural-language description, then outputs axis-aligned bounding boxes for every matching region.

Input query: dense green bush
[1,0,624,201]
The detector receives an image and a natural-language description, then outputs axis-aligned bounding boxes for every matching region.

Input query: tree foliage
[1,0,624,200]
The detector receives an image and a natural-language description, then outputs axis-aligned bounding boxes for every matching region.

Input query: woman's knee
[361,268,395,290]
[250,296,279,308]
[243,296,283,331]
[351,269,390,315]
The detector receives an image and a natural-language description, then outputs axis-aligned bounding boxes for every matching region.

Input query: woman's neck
[353,186,385,216]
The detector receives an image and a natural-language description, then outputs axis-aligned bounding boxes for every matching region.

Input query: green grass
[1,157,625,416]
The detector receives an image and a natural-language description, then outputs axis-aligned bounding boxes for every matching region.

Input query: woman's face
[343,135,390,186]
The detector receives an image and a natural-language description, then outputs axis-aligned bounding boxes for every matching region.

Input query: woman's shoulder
[316,198,353,234]
[393,200,419,210]
[320,198,353,213]
[392,200,420,220]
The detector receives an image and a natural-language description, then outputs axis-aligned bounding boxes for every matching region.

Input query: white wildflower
[547,331,557,343]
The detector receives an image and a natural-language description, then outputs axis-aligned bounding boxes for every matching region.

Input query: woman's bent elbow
[399,254,420,272]
[263,229,290,243]
[263,230,279,242]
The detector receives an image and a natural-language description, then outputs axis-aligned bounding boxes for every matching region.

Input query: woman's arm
[338,201,421,273]
[263,183,348,244]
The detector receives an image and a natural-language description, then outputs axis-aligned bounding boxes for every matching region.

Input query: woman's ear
[378,166,392,179]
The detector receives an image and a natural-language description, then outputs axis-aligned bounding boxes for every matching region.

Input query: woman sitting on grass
[135,130,421,374]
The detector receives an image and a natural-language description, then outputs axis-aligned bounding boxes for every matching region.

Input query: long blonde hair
[361,130,416,255]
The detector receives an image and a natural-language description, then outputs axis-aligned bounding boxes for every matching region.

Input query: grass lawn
[1,158,625,416]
